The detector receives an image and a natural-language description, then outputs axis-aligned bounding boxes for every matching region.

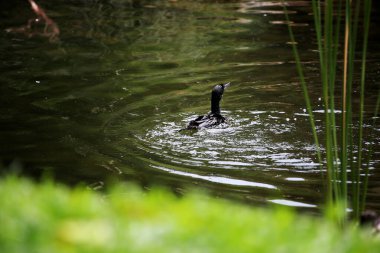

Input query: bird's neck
[211,93,221,115]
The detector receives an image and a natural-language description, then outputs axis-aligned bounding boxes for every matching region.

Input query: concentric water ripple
[114,109,322,201]
[138,110,319,171]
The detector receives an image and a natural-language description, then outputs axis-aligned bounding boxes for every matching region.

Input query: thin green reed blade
[349,0,363,220]
[281,1,322,167]
[341,0,353,217]
[323,0,341,211]
[357,0,372,216]
[310,0,332,199]
[328,0,342,206]
[331,0,343,191]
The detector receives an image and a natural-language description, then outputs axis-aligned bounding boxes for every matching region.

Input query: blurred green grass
[0,176,379,253]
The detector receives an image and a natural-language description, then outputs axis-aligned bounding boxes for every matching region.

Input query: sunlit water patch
[268,199,317,208]
[138,110,319,172]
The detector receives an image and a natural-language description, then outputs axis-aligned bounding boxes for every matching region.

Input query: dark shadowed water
[1,0,379,212]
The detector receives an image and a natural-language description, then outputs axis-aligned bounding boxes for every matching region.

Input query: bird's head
[212,82,230,97]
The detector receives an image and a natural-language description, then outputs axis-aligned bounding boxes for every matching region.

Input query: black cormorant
[186,82,230,130]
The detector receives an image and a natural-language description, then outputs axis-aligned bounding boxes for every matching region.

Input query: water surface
[1,0,380,212]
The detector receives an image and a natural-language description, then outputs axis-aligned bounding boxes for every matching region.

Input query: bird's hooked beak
[222,82,231,89]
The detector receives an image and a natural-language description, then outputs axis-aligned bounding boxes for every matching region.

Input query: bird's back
[186,113,225,130]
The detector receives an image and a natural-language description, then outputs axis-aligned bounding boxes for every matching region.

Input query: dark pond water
[1,0,380,211]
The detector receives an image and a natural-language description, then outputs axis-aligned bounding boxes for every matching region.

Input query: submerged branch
[5,0,60,42]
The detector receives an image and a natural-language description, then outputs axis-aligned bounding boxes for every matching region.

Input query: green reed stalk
[319,0,342,213]
[356,0,372,218]
[332,0,343,185]
[341,0,350,213]
[282,7,322,165]
[326,0,342,206]
[348,0,360,220]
